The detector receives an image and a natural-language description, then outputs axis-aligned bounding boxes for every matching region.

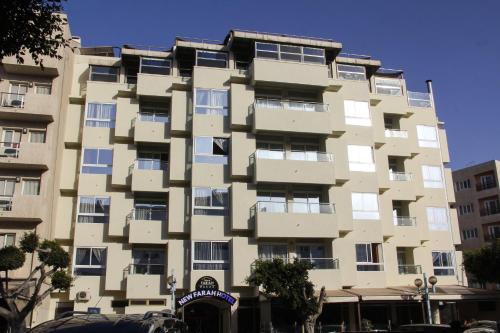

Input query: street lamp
[414,273,438,324]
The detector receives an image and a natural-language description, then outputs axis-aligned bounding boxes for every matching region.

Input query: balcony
[393,216,416,226]
[480,206,500,217]
[133,114,170,143]
[254,201,338,239]
[398,264,422,275]
[253,149,335,185]
[125,266,166,299]
[0,195,46,222]
[129,159,169,192]
[476,181,497,192]
[385,129,408,139]
[389,171,412,182]
[407,91,432,108]
[0,92,55,121]
[253,99,332,135]
[136,73,187,98]
[126,208,168,244]
[251,57,329,88]
[0,142,50,169]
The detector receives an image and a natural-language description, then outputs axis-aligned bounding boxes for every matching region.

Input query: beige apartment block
[453,160,500,290]
[5,26,495,330]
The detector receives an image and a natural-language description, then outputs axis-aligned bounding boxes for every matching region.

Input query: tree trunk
[304,318,316,333]
[9,319,27,333]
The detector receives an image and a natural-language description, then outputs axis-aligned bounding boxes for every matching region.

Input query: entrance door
[184,301,225,333]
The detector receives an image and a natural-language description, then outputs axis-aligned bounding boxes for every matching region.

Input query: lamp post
[414,273,438,324]
[167,269,177,315]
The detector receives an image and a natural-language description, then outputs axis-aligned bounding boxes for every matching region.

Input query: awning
[343,288,418,302]
[324,290,359,303]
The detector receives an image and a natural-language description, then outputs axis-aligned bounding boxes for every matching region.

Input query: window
[478,174,496,191]
[136,151,168,171]
[481,197,500,216]
[193,241,229,270]
[462,228,478,240]
[337,64,366,81]
[193,187,228,216]
[422,165,443,188]
[417,125,439,148]
[258,244,288,260]
[458,203,474,216]
[432,251,454,276]
[131,249,164,275]
[196,51,228,68]
[2,128,21,146]
[194,137,228,164]
[138,103,169,123]
[455,179,471,191]
[194,89,228,116]
[22,179,40,195]
[133,200,167,221]
[297,244,331,269]
[344,100,371,126]
[35,83,52,95]
[74,247,106,276]
[81,148,113,174]
[488,225,500,239]
[0,234,15,248]
[374,77,402,95]
[348,145,375,172]
[85,103,116,128]
[0,178,15,212]
[351,193,380,220]
[293,192,324,214]
[89,65,119,82]
[140,57,171,75]
[426,207,449,231]
[256,142,284,160]
[29,130,46,143]
[356,243,383,271]
[256,191,286,213]
[3,83,27,107]
[255,42,325,64]
[77,196,110,223]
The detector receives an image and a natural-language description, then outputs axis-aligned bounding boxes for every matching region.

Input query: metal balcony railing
[0,196,13,212]
[128,159,168,174]
[384,129,408,139]
[408,91,432,108]
[255,257,339,270]
[394,216,416,226]
[137,112,170,123]
[476,181,496,191]
[254,98,329,112]
[389,171,412,181]
[255,201,335,214]
[127,208,167,222]
[0,142,20,158]
[433,267,455,276]
[356,263,384,272]
[480,206,500,217]
[398,264,422,274]
[0,93,25,108]
[127,263,164,275]
[254,149,333,162]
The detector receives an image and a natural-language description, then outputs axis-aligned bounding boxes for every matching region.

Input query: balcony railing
[127,263,164,275]
[128,159,168,174]
[394,216,416,226]
[0,93,25,108]
[127,208,167,222]
[256,257,339,270]
[384,129,408,139]
[408,91,432,108]
[476,181,496,191]
[137,112,170,123]
[389,171,412,181]
[433,268,455,276]
[255,201,335,214]
[480,206,500,217]
[398,264,422,274]
[254,149,333,162]
[0,196,13,211]
[373,78,403,96]
[0,142,20,158]
[357,263,384,272]
[254,98,329,112]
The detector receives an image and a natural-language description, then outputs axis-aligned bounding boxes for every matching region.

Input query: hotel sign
[177,276,236,307]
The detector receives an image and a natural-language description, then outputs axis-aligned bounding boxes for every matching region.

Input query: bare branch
[11,264,43,297]
[316,286,327,317]
[19,266,47,320]
[36,286,55,305]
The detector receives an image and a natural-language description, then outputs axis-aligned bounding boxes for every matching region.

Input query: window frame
[255,42,325,65]
[258,243,289,260]
[426,206,449,231]
[337,64,366,81]
[422,165,444,188]
[194,88,229,116]
[192,241,230,270]
[192,187,229,216]
[28,129,46,143]
[351,192,380,220]
[84,102,117,128]
[139,57,172,75]
[416,125,439,148]
[89,65,120,83]
[195,50,228,68]
[34,83,52,95]
[0,233,15,248]
[374,77,403,96]
[21,178,41,196]
[73,247,107,276]
[432,251,455,276]
[77,196,111,224]
[347,145,376,172]
[193,136,229,164]
[344,100,372,127]
[81,148,113,175]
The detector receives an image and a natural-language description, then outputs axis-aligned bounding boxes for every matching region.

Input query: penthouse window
[195,89,228,116]
[85,103,116,128]
[81,148,113,175]
[337,64,366,81]
[193,187,228,216]
[77,196,110,223]
[89,65,119,82]
[140,57,171,75]
[74,247,106,276]
[193,241,229,270]
[196,51,227,68]
[194,136,228,164]
[255,42,325,64]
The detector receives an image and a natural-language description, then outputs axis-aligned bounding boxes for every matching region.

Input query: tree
[0,232,72,333]
[463,240,500,285]
[0,0,70,67]
[246,258,326,333]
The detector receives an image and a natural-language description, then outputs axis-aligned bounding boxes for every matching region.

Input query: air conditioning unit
[76,291,90,302]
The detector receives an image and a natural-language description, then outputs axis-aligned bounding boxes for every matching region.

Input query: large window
[131,249,164,275]
[0,179,15,211]
[136,151,168,170]
[417,125,439,148]
[344,100,371,126]
[255,42,325,64]
[140,57,171,75]
[194,89,228,116]
[0,234,15,248]
[139,103,169,123]
[77,196,110,223]
[85,103,116,128]
[89,65,119,82]
[22,179,40,195]
[356,243,383,271]
[193,241,229,270]
[194,136,228,164]
[74,247,106,276]
[337,64,366,81]
[297,244,332,269]
[374,77,402,95]
[133,200,167,221]
[351,193,379,220]
[422,165,443,188]
[348,145,375,172]
[193,187,228,216]
[426,207,449,231]
[432,251,454,276]
[196,51,228,68]
[258,244,288,260]
[82,148,113,175]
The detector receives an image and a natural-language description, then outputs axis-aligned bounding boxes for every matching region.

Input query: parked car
[398,324,453,332]
[464,320,499,333]
[29,310,188,333]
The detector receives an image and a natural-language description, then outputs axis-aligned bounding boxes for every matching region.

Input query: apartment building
[8,27,493,330]
[453,160,500,290]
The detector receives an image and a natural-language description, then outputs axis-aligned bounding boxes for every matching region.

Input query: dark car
[399,324,453,333]
[29,311,189,333]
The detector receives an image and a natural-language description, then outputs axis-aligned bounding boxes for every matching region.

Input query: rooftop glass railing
[408,91,432,108]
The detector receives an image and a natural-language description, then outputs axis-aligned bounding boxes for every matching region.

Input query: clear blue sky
[64,0,500,170]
